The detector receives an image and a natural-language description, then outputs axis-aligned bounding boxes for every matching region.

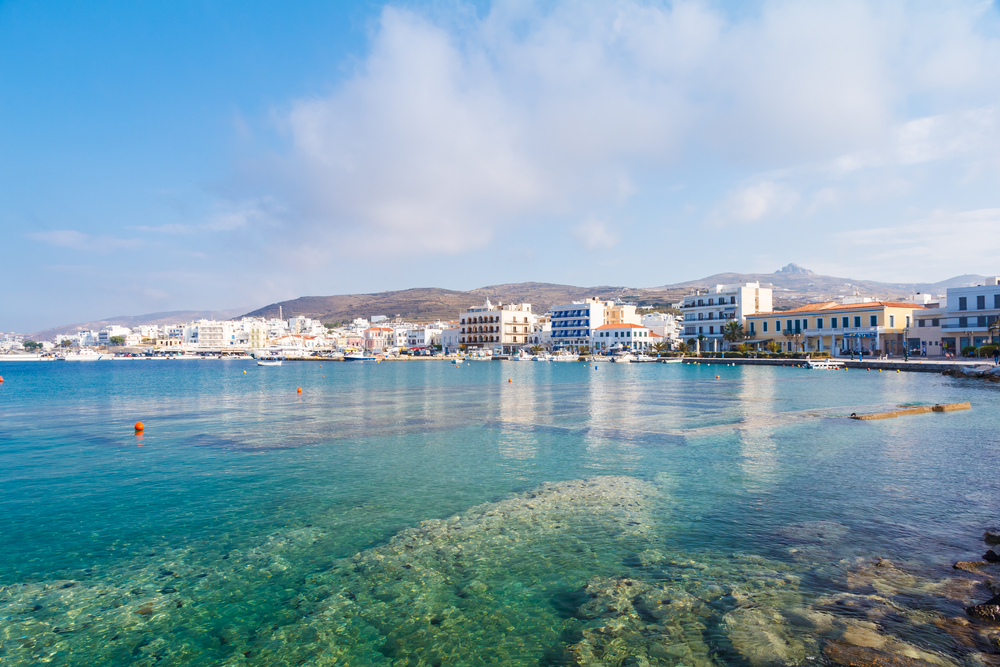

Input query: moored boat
[806,359,844,370]
[257,356,283,366]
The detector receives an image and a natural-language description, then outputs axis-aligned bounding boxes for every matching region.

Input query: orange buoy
[716,374,720,379]
[243,370,247,374]
[0,375,4,383]
[134,422,144,433]
[508,378,512,383]
[896,369,900,373]
[297,387,303,393]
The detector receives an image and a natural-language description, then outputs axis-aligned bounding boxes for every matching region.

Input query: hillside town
[3,278,1000,359]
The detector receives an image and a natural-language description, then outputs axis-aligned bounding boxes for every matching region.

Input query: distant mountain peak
[776,263,814,275]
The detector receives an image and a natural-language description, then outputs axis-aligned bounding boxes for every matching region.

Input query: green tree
[652,341,670,357]
[766,340,782,354]
[722,320,745,350]
[22,340,42,351]
[59,339,73,348]
[530,344,544,354]
[109,335,126,346]
[675,341,689,354]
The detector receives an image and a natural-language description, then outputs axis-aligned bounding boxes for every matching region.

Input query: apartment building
[680,282,772,351]
[744,299,925,355]
[549,299,642,351]
[940,278,1000,354]
[591,323,655,352]
[458,300,534,355]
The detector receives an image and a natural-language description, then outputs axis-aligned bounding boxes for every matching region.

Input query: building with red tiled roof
[744,299,926,356]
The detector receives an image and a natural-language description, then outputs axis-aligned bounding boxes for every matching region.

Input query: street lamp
[903,326,909,362]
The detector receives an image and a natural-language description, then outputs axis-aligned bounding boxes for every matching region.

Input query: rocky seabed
[1,477,999,666]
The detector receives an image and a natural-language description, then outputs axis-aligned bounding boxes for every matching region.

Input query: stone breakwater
[2,476,999,666]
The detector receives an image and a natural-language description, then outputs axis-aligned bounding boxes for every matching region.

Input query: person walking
[994,348,999,366]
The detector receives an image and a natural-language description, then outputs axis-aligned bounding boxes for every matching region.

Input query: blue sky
[3,0,1000,332]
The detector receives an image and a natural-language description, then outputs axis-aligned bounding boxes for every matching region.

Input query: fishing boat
[632,354,656,363]
[611,353,634,363]
[659,357,684,364]
[344,353,377,361]
[551,353,579,362]
[806,359,844,370]
[257,356,283,366]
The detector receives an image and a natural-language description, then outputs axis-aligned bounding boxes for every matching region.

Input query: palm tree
[652,341,670,357]
[530,344,544,354]
[722,320,744,350]
[736,343,749,354]
[676,341,689,354]
[766,340,782,354]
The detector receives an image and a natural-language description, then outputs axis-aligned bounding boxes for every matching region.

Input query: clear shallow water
[0,360,998,665]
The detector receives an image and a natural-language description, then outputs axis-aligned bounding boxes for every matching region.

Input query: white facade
[459,300,535,355]
[940,277,1000,354]
[641,312,682,342]
[592,323,654,352]
[98,325,132,346]
[680,282,772,351]
[441,327,461,354]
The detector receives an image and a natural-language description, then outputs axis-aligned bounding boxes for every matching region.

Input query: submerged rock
[824,640,940,667]
[967,595,1000,623]
[984,530,1000,546]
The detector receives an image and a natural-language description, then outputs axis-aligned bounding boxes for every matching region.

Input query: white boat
[62,349,105,361]
[611,353,634,363]
[806,359,845,370]
[257,356,283,366]
[0,354,50,362]
[531,354,553,361]
[659,357,684,364]
[552,354,579,362]
[344,354,377,361]
[452,358,464,364]
[632,355,655,363]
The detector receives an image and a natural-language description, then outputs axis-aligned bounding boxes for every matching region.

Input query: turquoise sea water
[0,359,998,666]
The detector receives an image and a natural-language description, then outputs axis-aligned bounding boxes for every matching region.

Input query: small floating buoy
[297,388,302,394]
[896,369,900,373]
[134,422,144,433]
[0,375,4,383]
[508,378,512,383]
[716,375,720,379]
[243,370,247,374]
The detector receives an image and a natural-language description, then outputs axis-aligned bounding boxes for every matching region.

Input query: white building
[680,282,772,352]
[406,327,442,349]
[441,327,461,354]
[592,323,654,352]
[98,325,132,346]
[940,277,1000,355]
[641,312,682,342]
[459,300,535,355]
[549,299,642,351]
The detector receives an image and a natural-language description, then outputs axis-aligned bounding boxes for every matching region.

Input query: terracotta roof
[594,323,648,329]
[748,301,926,316]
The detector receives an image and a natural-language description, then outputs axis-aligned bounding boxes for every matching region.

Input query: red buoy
[297,387,303,393]
[134,422,144,433]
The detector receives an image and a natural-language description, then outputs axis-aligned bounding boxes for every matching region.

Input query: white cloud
[574,219,618,249]
[713,181,799,224]
[828,208,1000,280]
[26,230,141,253]
[225,0,1000,261]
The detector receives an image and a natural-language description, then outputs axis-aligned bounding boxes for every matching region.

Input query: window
[978,295,986,310]
[709,326,714,334]
[731,297,736,304]
[763,321,768,333]
[869,315,877,327]
[750,322,756,334]
[918,319,925,327]
[801,320,807,331]
[831,317,837,329]
[959,317,968,327]
[786,320,792,332]
[995,294,1000,309]
[794,320,801,334]
[978,316,987,327]
[708,298,714,305]
[889,315,894,327]
[698,327,703,333]
[776,320,781,331]
[932,319,939,326]
[905,316,910,327]
[854,316,861,328]
[842,317,849,328]
[959,297,967,311]
[816,318,823,329]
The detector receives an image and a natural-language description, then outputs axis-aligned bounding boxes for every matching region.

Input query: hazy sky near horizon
[3,0,1000,331]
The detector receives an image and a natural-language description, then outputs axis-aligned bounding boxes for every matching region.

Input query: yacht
[611,353,634,363]
[806,359,845,370]
[62,349,105,361]
[256,356,283,366]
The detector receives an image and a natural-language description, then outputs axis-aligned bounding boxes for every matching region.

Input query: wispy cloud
[26,230,142,253]
[574,219,618,249]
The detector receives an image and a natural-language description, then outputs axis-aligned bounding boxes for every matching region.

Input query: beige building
[745,299,925,355]
[459,300,535,355]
